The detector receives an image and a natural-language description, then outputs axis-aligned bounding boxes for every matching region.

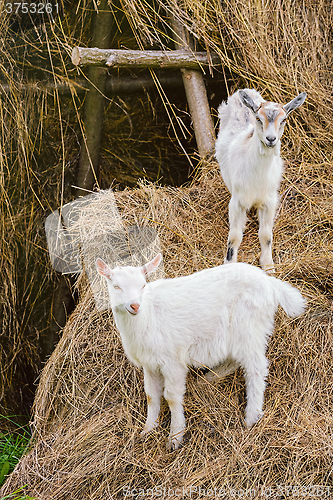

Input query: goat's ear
[141,253,162,276]
[96,258,114,280]
[239,90,259,113]
[283,92,307,116]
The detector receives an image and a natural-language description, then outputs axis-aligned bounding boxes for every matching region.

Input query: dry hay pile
[1,160,332,498]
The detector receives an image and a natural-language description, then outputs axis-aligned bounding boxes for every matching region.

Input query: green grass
[0,416,33,499]
[0,487,34,500]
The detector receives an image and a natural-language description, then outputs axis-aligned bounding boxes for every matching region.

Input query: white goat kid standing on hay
[215,88,306,271]
[96,253,305,450]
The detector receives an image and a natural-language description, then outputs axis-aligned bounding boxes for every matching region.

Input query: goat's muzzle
[265,136,277,148]
[127,302,140,315]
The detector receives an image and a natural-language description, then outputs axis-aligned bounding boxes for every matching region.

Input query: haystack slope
[2,163,332,499]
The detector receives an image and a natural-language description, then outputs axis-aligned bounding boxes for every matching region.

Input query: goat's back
[136,263,299,369]
[217,89,264,136]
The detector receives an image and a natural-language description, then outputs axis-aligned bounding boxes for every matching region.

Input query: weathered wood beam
[72,47,220,69]
[171,18,216,159]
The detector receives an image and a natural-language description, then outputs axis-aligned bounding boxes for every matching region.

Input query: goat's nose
[266,136,276,144]
[130,302,140,313]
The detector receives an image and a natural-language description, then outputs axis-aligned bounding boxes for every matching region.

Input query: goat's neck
[111,305,149,368]
[112,303,148,341]
[112,307,136,336]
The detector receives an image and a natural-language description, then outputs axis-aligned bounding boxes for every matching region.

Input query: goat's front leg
[258,202,276,272]
[141,368,164,436]
[163,367,187,450]
[225,196,247,263]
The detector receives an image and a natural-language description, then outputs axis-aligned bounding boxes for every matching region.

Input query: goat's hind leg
[225,197,247,264]
[141,368,164,436]
[243,354,269,428]
[258,203,276,272]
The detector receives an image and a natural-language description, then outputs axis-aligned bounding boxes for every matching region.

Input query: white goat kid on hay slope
[96,253,306,450]
[215,88,307,272]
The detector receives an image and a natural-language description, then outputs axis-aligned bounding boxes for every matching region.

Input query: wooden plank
[72,47,220,69]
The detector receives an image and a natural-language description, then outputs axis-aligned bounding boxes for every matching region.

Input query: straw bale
[2,160,332,498]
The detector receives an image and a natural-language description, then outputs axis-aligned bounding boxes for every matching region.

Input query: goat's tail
[272,278,306,317]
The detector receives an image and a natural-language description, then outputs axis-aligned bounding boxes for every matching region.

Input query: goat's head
[239,90,306,149]
[96,253,162,315]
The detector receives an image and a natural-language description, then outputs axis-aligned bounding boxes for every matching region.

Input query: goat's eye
[141,284,146,290]
[255,116,261,122]
[113,285,122,290]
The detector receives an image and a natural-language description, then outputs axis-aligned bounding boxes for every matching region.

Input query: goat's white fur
[96,253,306,450]
[215,88,306,271]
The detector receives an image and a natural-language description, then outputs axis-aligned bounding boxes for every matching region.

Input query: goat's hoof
[167,431,184,451]
[245,411,264,428]
[140,426,157,439]
[261,262,275,274]
[167,436,183,451]
[204,371,218,383]
[224,258,236,265]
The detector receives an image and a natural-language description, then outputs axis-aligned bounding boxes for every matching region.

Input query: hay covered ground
[2,160,332,498]
[1,0,333,497]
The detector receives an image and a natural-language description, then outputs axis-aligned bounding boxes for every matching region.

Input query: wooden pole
[75,0,113,197]
[45,1,114,361]
[171,18,216,159]
[72,47,220,69]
